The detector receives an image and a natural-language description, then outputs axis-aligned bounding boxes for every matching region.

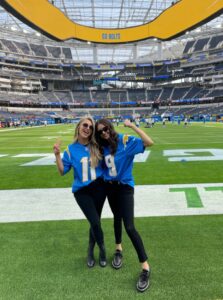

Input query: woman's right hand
[53,139,64,175]
[53,139,61,156]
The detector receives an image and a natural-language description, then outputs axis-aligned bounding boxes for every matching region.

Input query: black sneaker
[112,250,123,269]
[136,269,151,292]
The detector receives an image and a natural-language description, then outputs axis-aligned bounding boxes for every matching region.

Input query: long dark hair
[95,119,119,155]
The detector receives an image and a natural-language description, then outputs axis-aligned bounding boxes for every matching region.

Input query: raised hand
[124,119,134,128]
[53,138,62,156]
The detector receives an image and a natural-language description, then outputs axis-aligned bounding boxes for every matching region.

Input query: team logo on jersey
[123,135,130,149]
[65,146,71,159]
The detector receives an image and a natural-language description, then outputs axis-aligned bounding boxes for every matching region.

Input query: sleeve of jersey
[62,148,72,175]
[125,135,145,156]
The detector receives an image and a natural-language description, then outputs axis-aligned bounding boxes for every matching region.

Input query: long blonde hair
[74,117,102,167]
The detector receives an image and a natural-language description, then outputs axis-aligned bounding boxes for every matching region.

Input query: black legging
[74,178,106,248]
[106,181,148,263]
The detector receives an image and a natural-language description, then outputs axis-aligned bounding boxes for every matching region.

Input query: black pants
[106,181,148,263]
[74,178,106,248]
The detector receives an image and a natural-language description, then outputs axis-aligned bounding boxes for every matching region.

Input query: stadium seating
[0,30,222,124]
[183,34,223,54]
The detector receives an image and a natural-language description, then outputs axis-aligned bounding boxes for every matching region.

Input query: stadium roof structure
[0,0,223,63]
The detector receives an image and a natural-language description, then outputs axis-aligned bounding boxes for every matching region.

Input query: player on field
[95,118,154,292]
[53,117,107,268]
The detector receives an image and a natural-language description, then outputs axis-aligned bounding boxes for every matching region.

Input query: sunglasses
[97,126,109,135]
[82,123,93,130]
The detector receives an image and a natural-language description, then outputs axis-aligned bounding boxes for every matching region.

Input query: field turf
[0,121,223,189]
[0,122,223,299]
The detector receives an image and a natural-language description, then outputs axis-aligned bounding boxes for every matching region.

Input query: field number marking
[170,186,223,208]
[1,149,223,166]
[164,149,223,162]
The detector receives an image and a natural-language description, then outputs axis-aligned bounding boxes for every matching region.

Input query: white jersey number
[80,157,96,182]
[105,155,117,177]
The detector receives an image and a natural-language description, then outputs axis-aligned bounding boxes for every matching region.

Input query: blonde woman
[53,117,107,267]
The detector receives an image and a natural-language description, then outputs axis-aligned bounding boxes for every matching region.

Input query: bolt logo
[1,0,223,43]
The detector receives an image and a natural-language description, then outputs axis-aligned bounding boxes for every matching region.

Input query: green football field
[0,122,223,299]
[0,121,223,189]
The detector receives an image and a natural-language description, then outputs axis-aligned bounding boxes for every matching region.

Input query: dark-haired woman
[53,117,107,268]
[95,118,154,292]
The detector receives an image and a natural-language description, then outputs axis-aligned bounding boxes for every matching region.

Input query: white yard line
[0,147,52,149]
[0,125,46,132]
[0,183,223,223]
[0,123,66,133]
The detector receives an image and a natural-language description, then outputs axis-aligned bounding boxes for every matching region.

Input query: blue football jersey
[103,133,145,187]
[62,142,104,192]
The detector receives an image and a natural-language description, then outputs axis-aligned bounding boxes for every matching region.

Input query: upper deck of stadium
[0,0,222,63]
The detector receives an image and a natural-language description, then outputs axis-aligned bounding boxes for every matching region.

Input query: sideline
[0,183,223,223]
[0,123,61,133]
